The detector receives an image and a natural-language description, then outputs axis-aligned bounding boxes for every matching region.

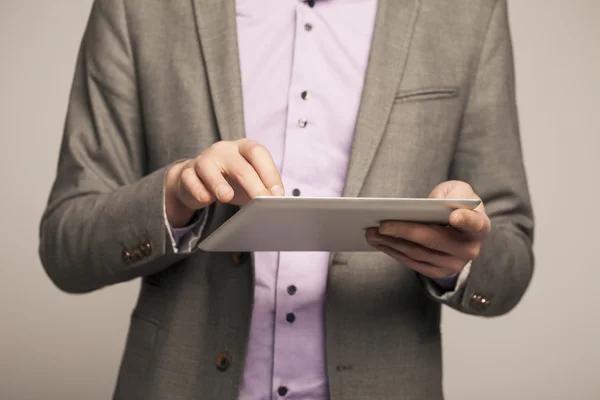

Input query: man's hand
[164,139,284,228]
[365,181,491,279]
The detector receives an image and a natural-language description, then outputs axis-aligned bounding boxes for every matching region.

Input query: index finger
[238,140,285,196]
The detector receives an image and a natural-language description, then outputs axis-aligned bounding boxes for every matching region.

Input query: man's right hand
[164,139,284,228]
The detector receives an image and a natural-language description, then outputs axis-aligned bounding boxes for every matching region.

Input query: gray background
[1,0,599,399]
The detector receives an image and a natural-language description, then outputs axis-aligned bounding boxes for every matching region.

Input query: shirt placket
[271,3,321,398]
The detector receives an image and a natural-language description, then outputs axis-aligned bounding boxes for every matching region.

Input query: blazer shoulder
[417,0,504,41]
[89,0,146,24]
[90,0,126,17]
[420,0,501,22]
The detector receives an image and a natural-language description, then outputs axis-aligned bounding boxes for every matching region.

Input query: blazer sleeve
[38,0,202,293]
[420,0,535,317]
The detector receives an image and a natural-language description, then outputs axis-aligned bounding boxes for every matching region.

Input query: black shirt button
[232,252,249,265]
[287,285,297,295]
[292,188,301,196]
[278,386,289,396]
[301,90,309,100]
[286,313,296,323]
[215,351,231,371]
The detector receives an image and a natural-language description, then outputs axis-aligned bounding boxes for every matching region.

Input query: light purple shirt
[170,0,458,398]
[236,1,377,398]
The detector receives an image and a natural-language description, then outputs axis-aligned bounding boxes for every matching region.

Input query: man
[39,0,534,398]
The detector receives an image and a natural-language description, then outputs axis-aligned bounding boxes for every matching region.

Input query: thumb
[428,180,475,199]
[429,180,486,214]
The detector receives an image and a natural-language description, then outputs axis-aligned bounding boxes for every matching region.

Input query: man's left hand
[365,181,491,279]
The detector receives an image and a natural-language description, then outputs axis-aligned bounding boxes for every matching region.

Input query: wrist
[164,162,195,228]
[166,195,195,229]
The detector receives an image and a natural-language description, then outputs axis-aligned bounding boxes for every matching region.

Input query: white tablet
[198,197,481,252]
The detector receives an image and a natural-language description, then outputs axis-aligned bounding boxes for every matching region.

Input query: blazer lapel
[191,0,245,142]
[191,0,420,189]
[342,0,422,198]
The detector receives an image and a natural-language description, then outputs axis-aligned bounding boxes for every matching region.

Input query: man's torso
[110,0,498,398]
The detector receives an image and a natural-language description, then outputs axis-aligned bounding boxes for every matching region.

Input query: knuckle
[179,159,194,171]
[246,142,268,159]
[179,168,196,189]
[195,189,212,205]
[209,140,232,154]
[474,217,486,234]
[211,140,231,152]
[452,180,473,192]
[180,168,213,205]
[193,156,210,171]
[464,245,481,260]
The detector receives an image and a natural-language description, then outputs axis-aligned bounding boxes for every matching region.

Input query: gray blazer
[39,0,534,398]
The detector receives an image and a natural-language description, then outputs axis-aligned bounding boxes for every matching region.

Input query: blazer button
[122,251,132,265]
[216,351,231,371]
[232,252,249,265]
[141,240,153,256]
[131,249,142,262]
[470,293,491,310]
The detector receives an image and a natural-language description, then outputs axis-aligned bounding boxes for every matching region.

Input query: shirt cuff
[164,206,210,254]
[431,272,460,292]
[421,261,472,301]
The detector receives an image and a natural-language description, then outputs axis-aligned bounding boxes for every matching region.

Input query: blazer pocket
[394,87,459,103]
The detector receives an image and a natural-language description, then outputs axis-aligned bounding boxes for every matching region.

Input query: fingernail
[216,184,231,199]
[379,226,391,235]
[270,185,284,196]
